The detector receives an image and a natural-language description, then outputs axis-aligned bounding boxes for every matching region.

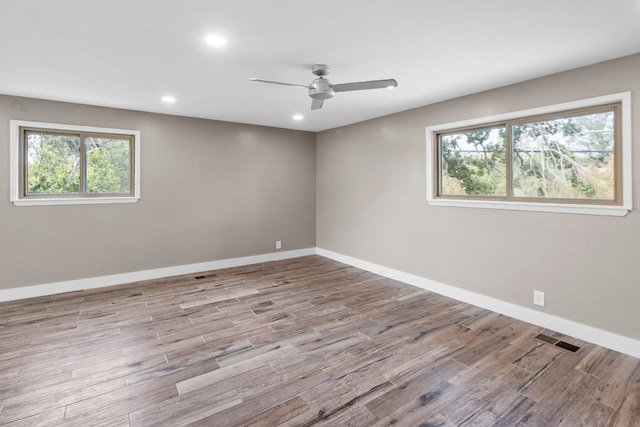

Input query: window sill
[12,197,139,207]
[427,198,630,217]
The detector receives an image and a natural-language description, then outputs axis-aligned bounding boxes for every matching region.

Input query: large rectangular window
[426,93,632,216]
[11,121,140,206]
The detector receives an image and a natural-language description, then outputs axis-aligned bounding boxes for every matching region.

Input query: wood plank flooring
[0,255,639,426]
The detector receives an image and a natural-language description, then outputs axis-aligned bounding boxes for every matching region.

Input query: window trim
[10,120,141,206]
[425,92,632,216]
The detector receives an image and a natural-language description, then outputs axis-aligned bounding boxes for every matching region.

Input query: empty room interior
[1,1,640,426]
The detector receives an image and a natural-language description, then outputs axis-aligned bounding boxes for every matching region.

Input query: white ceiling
[2,1,640,132]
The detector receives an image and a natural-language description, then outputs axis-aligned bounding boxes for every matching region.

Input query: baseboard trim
[0,248,317,303]
[317,247,640,359]
[3,246,638,359]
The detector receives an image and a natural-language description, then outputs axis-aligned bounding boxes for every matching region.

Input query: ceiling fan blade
[311,98,324,110]
[248,78,308,88]
[331,79,398,92]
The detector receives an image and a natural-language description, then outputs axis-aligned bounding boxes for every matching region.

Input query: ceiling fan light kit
[250,64,397,110]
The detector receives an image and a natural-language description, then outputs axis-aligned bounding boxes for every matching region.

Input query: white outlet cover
[533,290,545,307]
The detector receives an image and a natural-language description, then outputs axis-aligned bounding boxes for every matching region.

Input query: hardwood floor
[0,255,638,426]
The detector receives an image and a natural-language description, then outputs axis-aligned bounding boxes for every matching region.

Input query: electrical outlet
[276,240,282,250]
[533,290,545,307]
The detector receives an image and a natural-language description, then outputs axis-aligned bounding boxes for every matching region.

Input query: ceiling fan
[249,64,398,110]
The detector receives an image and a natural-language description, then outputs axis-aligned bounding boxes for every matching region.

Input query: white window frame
[426,92,632,216]
[10,120,141,206]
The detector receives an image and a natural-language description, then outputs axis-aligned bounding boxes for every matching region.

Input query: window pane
[512,111,615,200]
[25,131,80,194]
[439,127,506,196]
[85,137,132,194]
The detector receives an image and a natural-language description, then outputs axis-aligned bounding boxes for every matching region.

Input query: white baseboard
[3,246,638,359]
[317,248,640,359]
[0,248,316,303]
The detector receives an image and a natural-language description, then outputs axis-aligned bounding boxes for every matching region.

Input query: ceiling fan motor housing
[309,77,334,100]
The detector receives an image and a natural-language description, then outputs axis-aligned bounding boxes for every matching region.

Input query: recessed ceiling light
[205,35,227,47]
[293,114,304,121]
[161,96,176,103]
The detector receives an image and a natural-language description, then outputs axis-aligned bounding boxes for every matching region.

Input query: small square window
[10,121,140,206]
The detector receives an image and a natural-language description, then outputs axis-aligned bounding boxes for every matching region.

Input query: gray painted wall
[1,96,316,289]
[316,53,640,340]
